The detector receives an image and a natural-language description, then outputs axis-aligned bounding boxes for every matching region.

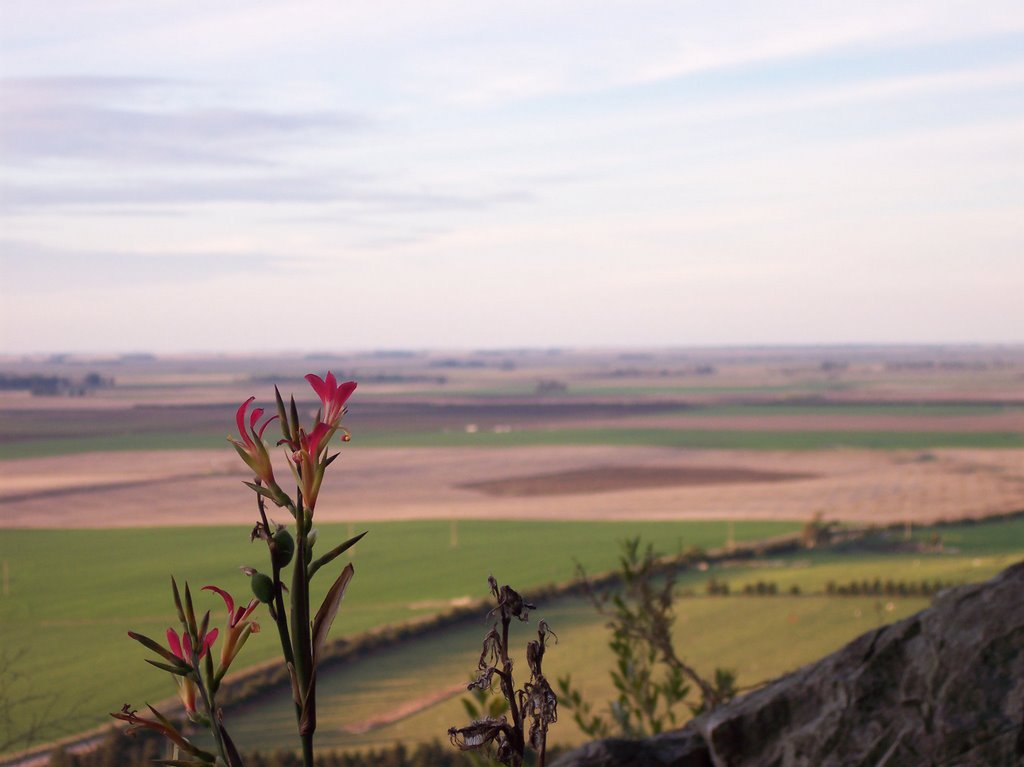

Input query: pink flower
[289,421,333,510]
[228,396,280,490]
[300,421,332,460]
[166,627,218,662]
[165,627,218,713]
[305,372,356,427]
[203,585,260,670]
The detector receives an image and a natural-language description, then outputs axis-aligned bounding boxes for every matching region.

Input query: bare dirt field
[460,465,817,496]
[2,445,1023,529]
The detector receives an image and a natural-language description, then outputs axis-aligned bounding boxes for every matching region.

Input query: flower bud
[272,529,295,568]
[305,527,319,560]
[249,571,276,604]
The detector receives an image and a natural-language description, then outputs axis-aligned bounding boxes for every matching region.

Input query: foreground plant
[118,579,247,766]
[113,372,361,767]
[449,577,558,767]
[559,537,735,739]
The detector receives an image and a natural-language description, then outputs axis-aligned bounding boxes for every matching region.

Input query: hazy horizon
[2,2,1023,354]
[5,340,1024,362]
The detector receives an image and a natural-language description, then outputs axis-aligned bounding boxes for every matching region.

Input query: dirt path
[341,682,467,735]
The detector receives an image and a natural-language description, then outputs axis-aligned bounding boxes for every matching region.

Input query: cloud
[0,77,535,217]
[0,239,278,292]
[0,77,368,167]
[0,174,533,213]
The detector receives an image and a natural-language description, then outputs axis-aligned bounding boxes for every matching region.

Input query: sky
[1,1,1023,354]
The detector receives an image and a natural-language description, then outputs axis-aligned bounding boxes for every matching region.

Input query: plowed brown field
[2,446,1022,528]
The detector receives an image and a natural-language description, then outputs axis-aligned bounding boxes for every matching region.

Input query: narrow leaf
[128,632,189,669]
[145,659,192,676]
[198,611,210,646]
[243,481,278,500]
[274,385,291,443]
[184,584,198,638]
[147,704,179,731]
[218,718,245,767]
[171,577,186,624]
[286,662,303,707]
[289,396,300,440]
[299,675,317,736]
[311,563,354,667]
[308,532,367,580]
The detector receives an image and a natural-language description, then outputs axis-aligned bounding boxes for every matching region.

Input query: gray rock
[552,729,712,767]
[553,562,1024,767]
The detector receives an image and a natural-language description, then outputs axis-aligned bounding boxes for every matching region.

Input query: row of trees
[825,578,956,597]
[703,576,959,597]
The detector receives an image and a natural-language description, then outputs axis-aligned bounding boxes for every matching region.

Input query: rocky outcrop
[553,562,1024,767]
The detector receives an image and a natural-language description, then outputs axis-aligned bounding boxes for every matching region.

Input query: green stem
[290,495,315,767]
[258,497,296,678]
[194,649,229,766]
[257,492,304,748]
[301,732,314,767]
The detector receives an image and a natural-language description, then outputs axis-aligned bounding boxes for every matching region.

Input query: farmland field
[1,345,1023,758]
[216,596,935,753]
[0,519,794,752]
[199,519,1024,753]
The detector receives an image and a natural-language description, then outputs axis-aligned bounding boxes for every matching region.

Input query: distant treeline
[884,360,1016,371]
[701,577,960,598]
[0,372,113,396]
[48,730,562,767]
[603,365,716,378]
[824,578,959,597]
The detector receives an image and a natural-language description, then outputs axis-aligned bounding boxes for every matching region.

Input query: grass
[355,428,1024,451]
[5,508,1024,755]
[0,519,795,752]
[215,594,938,753]
[8,427,1023,459]
[561,381,864,396]
[360,381,863,399]
[668,403,1016,417]
[211,535,1024,754]
[915,518,1024,555]
[0,432,226,459]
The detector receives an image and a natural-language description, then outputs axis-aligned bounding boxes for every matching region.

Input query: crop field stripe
[7,427,1023,459]
[666,404,1017,417]
[355,428,1024,450]
[0,432,226,459]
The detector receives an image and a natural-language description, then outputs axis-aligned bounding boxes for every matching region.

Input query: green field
[7,427,1022,460]
[668,403,1015,417]
[208,527,1024,754]
[0,519,795,753]
[5,516,1022,757]
[0,431,226,459]
[212,595,933,753]
[357,381,861,399]
[356,428,1024,451]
